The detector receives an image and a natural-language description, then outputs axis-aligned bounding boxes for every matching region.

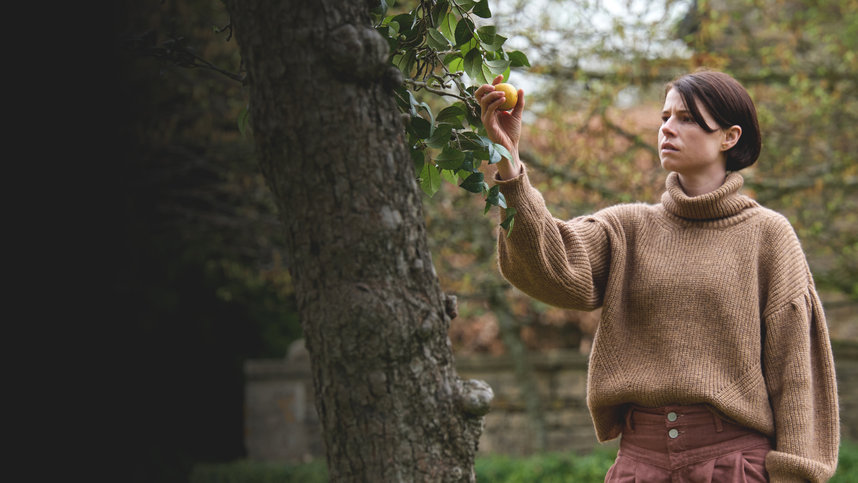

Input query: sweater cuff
[766,450,833,483]
[493,162,531,208]
[492,161,526,184]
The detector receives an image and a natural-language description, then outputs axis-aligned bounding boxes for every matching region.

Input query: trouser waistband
[619,403,772,470]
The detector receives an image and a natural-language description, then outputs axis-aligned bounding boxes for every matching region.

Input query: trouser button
[668,428,679,439]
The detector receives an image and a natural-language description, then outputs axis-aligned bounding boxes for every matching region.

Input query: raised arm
[493,167,613,311]
[476,76,613,310]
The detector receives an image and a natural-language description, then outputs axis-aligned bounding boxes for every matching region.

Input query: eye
[661,115,669,123]
[680,115,694,123]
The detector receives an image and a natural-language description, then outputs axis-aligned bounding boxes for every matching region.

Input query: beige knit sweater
[495,166,840,482]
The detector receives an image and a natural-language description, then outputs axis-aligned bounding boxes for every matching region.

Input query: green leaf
[393,85,412,113]
[488,143,502,164]
[464,102,482,126]
[420,162,442,197]
[431,0,450,28]
[427,123,454,148]
[392,13,415,34]
[484,185,507,214]
[409,115,432,138]
[411,147,425,173]
[477,26,496,45]
[427,29,450,50]
[492,143,512,161]
[380,22,400,50]
[507,50,530,67]
[454,0,476,11]
[457,131,487,151]
[460,172,488,193]
[482,33,507,52]
[444,53,464,72]
[440,13,457,42]
[495,190,507,209]
[371,0,389,18]
[460,152,478,173]
[469,134,498,161]
[478,135,494,147]
[473,0,492,18]
[485,58,511,75]
[500,207,517,235]
[237,104,250,137]
[454,17,475,47]
[435,146,466,170]
[394,52,416,76]
[464,49,482,80]
[436,104,467,126]
[408,91,435,125]
[473,63,488,85]
[459,35,479,56]
[440,168,459,185]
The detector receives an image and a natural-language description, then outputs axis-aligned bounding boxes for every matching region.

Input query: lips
[661,142,679,152]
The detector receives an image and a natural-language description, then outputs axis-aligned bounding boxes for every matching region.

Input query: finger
[481,94,507,128]
[479,90,505,112]
[492,75,504,86]
[475,84,495,102]
[511,89,525,117]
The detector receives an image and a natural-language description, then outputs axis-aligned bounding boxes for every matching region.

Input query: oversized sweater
[495,166,840,482]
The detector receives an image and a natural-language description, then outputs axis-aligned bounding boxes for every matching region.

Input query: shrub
[189,459,328,483]
[188,440,858,482]
[832,439,858,482]
[474,447,617,483]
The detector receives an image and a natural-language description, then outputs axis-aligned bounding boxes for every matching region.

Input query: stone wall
[243,340,858,463]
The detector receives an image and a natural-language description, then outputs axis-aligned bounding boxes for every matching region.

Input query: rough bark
[222,0,491,481]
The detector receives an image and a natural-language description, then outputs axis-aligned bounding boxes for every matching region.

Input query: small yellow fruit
[494,83,518,111]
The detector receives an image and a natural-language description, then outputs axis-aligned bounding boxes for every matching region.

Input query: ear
[721,125,742,151]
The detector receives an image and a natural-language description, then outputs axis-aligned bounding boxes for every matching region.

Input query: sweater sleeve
[494,164,611,311]
[763,287,840,482]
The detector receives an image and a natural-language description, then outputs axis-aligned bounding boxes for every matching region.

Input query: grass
[190,439,858,482]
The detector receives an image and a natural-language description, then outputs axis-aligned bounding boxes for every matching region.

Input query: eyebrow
[662,108,690,116]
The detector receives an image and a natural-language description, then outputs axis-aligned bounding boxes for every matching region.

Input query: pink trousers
[605,404,772,482]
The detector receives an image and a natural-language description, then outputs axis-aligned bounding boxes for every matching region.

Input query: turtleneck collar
[661,171,758,220]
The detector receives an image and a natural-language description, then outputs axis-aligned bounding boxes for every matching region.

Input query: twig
[404,78,469,101]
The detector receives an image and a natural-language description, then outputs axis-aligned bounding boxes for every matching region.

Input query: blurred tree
[113,1,301,481]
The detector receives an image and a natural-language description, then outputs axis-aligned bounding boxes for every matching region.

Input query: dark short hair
[666,70,762,171]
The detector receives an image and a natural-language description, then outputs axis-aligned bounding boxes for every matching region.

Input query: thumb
[511,89,525,118]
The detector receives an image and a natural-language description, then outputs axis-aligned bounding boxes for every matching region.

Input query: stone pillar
[243,339,323,462]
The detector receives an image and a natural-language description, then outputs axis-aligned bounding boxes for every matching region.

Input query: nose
[661,118,677,137]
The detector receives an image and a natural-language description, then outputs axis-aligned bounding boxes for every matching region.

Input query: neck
[662,171,756,221]
[676,167,727,197]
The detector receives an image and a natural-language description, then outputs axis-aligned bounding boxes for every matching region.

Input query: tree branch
[122,32,246,84]
[404,78,469,101]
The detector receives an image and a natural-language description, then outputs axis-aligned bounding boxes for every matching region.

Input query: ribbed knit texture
[495,166,840,482]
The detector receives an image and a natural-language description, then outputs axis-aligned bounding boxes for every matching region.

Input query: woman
[475,70,839,482]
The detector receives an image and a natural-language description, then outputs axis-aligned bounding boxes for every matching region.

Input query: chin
[660,158,678,172]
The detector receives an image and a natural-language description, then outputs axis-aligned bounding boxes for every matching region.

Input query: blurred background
[113,0,856,481]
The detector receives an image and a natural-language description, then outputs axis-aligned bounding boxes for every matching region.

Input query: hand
[475,75,525,179]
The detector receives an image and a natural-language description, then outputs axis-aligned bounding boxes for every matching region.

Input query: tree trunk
[223,0,492,480]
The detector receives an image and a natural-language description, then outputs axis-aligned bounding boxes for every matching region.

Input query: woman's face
[658,88,733,175]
